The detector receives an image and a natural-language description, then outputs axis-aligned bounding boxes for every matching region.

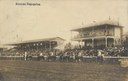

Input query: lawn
[0,60,127,81]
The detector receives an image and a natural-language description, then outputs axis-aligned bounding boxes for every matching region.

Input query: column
[113,38,115,47]
[92,39,94,48]
[49,41,51,50]
[83,40,85,48]
[79,40,82,48]
[105,38,107,48]
[81,40,83,48]
[120,27,123,45]
[84,40,86,47]
[79,40,83,48]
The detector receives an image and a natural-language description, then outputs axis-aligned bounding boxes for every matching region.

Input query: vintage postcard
[0,0,128,81]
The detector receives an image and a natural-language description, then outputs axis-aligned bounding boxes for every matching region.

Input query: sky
[0,0,128,44]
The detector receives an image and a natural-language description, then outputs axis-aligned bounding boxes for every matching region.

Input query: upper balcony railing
[73,32,114,39]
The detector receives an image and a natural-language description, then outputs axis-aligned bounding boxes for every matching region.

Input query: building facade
[71,21,123,49]
[7,37,65,51]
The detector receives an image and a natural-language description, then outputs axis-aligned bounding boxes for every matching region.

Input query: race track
[0,60,127,81]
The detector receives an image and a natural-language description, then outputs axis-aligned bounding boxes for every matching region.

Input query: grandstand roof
[0,45,8,48]
[6,37,65,46]
[71,20,123,31]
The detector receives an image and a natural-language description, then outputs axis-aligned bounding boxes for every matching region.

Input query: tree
[64,42,73,50]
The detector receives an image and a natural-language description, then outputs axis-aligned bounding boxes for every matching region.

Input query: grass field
[0,60,127,81]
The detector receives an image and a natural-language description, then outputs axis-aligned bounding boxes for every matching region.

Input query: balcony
[72,32,114,40]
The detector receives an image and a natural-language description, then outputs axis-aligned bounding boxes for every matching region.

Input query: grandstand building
[7,37,65,52]
[71,20,123,49]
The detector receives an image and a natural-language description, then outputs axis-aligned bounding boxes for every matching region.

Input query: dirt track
[0,60,127,81]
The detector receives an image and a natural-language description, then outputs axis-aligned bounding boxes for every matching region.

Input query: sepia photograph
[0,0,128,81]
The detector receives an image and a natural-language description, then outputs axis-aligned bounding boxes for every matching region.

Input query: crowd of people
[1,47,128,62]
[1,47,128,63]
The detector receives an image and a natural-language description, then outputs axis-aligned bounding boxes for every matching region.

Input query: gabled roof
[71,20,123,31]
[5,37,65,46]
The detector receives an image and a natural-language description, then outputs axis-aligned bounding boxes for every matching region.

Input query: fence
[0,56,128,65]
